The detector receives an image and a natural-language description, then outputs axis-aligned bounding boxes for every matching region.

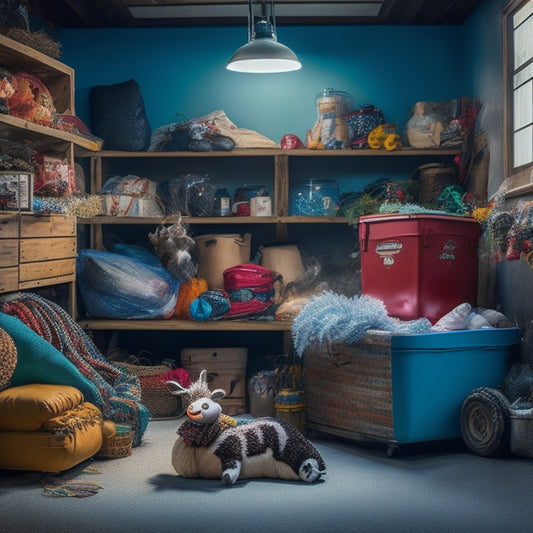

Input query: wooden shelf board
[0,115,101,153]
[76,215,351,224]
[81,147,461,159]
[78,318,293,331]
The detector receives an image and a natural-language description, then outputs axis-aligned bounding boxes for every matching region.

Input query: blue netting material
[291,291,432,356]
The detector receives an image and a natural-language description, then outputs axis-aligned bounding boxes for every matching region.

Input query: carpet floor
[1,418,532,533]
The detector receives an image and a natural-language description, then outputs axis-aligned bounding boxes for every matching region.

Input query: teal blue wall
[462,0,533,327]
[59,2,533,327]
[58,25,464,144]
[463,0,507,196]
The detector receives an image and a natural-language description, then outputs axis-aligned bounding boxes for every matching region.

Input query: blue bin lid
[389,327,522,351]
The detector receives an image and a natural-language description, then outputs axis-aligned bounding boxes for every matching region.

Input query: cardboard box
[0,172,33,211]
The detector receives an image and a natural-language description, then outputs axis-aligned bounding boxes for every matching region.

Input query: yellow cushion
[0,401,104,473]
[102,419,117,439]
[0,384,84,431]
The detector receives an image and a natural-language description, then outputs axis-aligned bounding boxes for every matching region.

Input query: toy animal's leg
[299,459,325,483]
[221,459,242,486]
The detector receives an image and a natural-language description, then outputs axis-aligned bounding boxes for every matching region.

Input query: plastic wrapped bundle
[157,173,216,217]
[77,249,180,319]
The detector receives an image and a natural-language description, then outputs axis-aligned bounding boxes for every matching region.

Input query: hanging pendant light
[226,0,301,73]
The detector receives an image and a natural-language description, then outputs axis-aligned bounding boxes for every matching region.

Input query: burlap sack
[259,243,304,302]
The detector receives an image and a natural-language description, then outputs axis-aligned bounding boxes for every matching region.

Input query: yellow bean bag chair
[0,383,115,473]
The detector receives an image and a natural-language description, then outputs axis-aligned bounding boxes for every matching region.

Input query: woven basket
[116,362,184,419]
[414,163,459,204]
[0,327,17,389]
[96,424,133,459]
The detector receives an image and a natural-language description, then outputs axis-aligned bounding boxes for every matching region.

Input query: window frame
[502,0,533,194]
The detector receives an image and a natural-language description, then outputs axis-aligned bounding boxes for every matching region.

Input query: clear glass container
[289,179,339,216]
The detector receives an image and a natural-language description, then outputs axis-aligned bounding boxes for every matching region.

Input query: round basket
[116,362,184,419]
[0,327,17,389]
[415,163,459,204]
[140,375,184,419]
[96,424,134,459]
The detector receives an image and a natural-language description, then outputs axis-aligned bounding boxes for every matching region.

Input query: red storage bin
[359,214,482,323]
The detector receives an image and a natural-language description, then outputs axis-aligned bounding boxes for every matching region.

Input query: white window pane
[514,1,533,28]
[514,15,533,69]
[514,81,532,129]
[514,62,533,88]
[514,125,533,167]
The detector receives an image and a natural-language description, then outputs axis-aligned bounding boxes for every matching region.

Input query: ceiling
[41,0,486,28]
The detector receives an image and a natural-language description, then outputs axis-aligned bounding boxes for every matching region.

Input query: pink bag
[223,264,280,317]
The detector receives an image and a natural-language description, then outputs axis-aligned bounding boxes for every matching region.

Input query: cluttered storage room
[1,0,533,531]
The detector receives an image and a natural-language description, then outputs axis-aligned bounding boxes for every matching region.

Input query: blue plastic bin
[304,328,522,455]
[389,328,522,446]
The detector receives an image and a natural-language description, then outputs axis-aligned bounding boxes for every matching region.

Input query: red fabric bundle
[223,264,280,317]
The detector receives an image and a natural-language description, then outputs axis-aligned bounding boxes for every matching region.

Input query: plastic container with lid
[232,184,269,216]
[359,213,482,323]
[289,179,339,216]
[315,88,354,118]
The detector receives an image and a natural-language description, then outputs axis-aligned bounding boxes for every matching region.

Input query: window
[503,0,533,187]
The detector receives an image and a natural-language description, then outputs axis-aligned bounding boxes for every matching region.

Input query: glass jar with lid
[289,179,339,216]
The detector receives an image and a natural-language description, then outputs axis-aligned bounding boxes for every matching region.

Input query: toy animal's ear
[211,389,225,402]
[166,380,189,395]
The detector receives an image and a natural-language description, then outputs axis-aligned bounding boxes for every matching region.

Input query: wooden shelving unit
[0,35,100,316]
[77,146,460,336]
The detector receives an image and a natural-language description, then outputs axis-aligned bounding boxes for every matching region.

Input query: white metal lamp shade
[226,1,301,73]
[227,38,301,73]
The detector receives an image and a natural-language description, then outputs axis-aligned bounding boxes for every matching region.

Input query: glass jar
[289,179,339,216]
[213,188,231,216]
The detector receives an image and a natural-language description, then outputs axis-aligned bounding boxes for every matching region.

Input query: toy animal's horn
[166,380,189,395]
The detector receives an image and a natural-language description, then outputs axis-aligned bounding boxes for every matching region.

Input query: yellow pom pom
[473,207,492,222]
[384,134,401,151]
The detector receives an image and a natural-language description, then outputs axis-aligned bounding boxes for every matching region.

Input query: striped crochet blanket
[0,293,149,445]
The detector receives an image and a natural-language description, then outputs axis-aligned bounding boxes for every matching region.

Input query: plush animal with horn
[166,370,326,486]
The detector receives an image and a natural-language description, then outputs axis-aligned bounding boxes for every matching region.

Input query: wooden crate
[304,333,394,446]
[0,214,20,292]
[19,215,76,289]
[0,214,76,293]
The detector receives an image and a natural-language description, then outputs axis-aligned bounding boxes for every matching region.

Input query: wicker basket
[0,327,17,389]
[414,163,459,204]
[116,362,184,420]
[96,424,133,459]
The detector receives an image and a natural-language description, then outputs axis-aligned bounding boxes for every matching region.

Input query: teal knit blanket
[0,294,149,445]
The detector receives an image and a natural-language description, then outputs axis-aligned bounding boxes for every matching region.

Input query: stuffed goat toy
[166,370,326,486]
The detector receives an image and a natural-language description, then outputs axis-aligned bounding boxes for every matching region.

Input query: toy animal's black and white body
[167,370,326,486]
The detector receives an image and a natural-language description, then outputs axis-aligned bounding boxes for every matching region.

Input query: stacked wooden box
[0,213,76,293]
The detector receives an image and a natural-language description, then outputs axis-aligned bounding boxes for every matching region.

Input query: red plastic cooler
[359,214,482,323]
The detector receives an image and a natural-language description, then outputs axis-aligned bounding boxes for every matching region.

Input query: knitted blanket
[0,293,149,445]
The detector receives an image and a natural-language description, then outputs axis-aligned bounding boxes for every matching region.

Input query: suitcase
[180,347,248,415]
